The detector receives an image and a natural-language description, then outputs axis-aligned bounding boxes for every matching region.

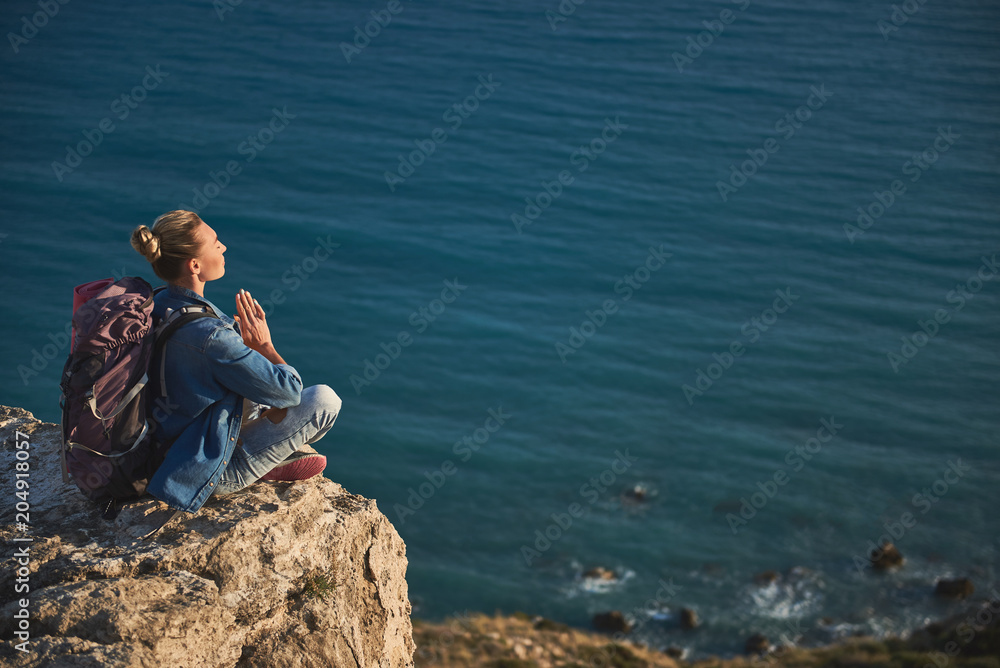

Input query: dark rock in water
[592,611,631,634]
[664,646,685,659]
[754,570,779,585]
[935,578,974,599]
[702,562,724,577]
[583,567,616,581]
[870,542,905,570]
[745,633,770,655]
[712,499,742,514]
[623,483,649,502]
[679,608,699,629]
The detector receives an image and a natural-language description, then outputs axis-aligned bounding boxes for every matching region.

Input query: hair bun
[130,224,161,263]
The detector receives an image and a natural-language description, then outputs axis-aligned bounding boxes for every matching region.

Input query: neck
[172,275,206,297]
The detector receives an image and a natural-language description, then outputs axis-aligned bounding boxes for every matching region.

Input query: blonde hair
[130,210,204,282]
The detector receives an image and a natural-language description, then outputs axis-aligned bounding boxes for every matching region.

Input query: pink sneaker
[261,447,327,482]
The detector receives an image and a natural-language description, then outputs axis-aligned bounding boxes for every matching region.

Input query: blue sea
[1,0,998,658]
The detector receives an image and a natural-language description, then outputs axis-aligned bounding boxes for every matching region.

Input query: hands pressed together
[233,288,270,350]
[233,289,286,366]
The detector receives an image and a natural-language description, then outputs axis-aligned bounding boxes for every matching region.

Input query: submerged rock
[679,607,699,629]
[745,633,769,655]
[583,566,617,581]
[870,542,905,571]
[592,611,631,634]
[935,578,975,599]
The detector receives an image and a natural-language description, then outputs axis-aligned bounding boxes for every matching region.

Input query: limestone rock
[0,405,414,667]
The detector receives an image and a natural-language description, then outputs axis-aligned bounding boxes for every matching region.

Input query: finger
[253,297,265,319]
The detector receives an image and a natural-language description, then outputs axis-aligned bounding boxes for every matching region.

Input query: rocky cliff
[0,405,414,667]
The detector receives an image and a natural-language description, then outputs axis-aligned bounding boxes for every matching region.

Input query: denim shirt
[146,284,303,512]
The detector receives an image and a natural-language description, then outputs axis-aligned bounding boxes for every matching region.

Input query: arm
[205,288,302,408]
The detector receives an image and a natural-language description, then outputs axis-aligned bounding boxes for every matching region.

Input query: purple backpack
[59,276,217,518]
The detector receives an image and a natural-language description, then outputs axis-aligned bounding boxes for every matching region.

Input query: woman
[130,210,341,513]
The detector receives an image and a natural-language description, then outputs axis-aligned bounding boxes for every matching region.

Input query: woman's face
[193,221,227,281]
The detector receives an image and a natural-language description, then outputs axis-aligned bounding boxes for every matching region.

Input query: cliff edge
[0,405,414,667]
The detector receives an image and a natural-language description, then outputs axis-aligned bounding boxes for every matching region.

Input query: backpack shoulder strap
[153,306,220,397]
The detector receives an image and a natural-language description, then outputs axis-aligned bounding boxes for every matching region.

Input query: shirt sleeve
[204,324,303,408]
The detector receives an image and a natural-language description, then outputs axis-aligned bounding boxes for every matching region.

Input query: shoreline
[411,593,1000,667]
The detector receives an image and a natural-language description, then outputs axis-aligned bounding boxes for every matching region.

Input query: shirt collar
[165,283,230,321]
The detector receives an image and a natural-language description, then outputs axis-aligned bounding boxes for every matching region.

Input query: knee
[308,384,342,417]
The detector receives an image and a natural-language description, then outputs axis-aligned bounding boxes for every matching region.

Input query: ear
[185,256,201,276]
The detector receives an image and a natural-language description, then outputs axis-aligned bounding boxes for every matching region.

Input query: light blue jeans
[212,384,342,495]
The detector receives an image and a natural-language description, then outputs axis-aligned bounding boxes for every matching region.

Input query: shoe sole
[261,454,327,482]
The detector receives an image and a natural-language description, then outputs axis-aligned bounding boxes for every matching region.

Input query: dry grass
[411,608,1000,668]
